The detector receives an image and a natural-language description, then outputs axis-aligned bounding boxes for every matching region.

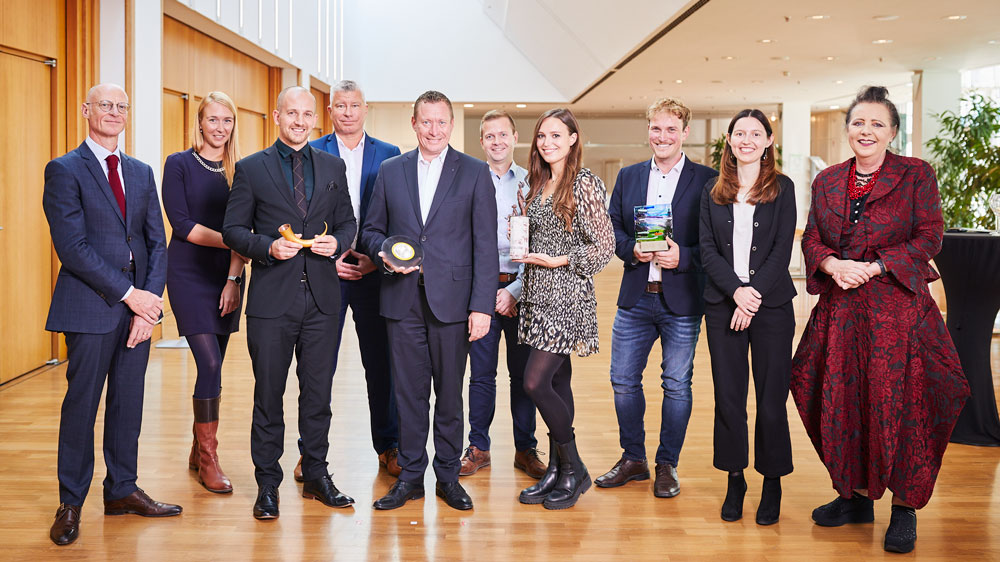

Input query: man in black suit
[223,86,357,519]
[361,90,498,511]
[43,83,180,546]
[600,98,718,498]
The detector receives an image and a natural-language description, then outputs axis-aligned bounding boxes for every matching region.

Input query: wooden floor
[2,261,999,561]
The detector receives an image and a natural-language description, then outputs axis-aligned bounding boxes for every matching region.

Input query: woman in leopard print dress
[515,108,614,510]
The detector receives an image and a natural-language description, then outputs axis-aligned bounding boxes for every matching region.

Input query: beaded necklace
[847,159,881,200]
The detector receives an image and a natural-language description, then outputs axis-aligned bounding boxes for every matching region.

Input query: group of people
[43,80,969,555]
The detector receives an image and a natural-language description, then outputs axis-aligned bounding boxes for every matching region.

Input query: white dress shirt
[84,136,133,301]
[417,146,448,223]
[646,154,686,282]
[336,133,365,248]
[733,191,756,283]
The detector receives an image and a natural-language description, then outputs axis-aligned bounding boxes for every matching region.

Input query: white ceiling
[476,0,1000,114]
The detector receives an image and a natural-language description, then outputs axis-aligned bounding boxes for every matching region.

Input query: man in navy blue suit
[43,83,181,546]
[291,80,402,481]
[598,98,719,499]
[361,90,498,511]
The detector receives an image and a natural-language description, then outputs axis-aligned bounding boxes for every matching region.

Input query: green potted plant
[926,93,1000,229]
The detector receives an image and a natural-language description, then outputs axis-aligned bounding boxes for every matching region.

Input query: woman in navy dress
[162,91,244,493]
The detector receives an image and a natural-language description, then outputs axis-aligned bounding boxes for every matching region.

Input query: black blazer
[699,174,797,307]
[359,146,499,323]
[223,142,357,319]
[608,157,718,315]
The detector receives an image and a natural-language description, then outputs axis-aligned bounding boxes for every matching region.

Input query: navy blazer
[309,132,401,227]
[223,143,357,319]
[359,146,499,323]
[699,174,797,307]
[42,141,167,334]
[608,157,718,315]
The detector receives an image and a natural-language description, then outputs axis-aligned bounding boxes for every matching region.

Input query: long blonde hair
[192,91,241,186]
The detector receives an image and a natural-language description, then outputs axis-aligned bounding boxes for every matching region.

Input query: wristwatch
[227,275,242,284]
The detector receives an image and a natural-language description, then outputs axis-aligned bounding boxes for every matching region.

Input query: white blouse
[732,191,756,283]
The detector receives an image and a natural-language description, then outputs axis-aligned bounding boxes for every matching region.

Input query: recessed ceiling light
[758,39,774,44]
[722,55,735,60]
[989,40,999,45]
[834,80,844,84]
[943,15,966,21]
[829,105,840,110]
[872,15,899,21]
[769,113,778,122]
[463,103,474,108]
[515,103,527,108]
[806,15,829,20]
[824,56,836,61]
[872,39,893,44]
[675,79,683,84]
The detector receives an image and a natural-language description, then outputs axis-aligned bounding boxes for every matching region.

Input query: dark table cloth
[935,232,1000,446]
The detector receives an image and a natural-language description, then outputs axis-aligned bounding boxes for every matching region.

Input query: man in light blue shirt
[460,110,545,479]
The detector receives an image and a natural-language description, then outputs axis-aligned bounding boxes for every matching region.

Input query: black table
[935,232,1000,446]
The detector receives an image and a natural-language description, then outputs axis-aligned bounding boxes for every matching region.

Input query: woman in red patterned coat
[790,86,969,554]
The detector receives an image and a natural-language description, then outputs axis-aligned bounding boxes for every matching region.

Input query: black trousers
[246,280,339,487]
[385,286,469,483]
[58,309,149,506]
[704,299,794,478]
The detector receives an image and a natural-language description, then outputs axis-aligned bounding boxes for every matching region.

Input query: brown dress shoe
[104,489,183,517]
[594,456,650,488]
[293,456,304,482]
[378,447,402,477]
[459,446,491,476]
[514,448,547,479]
[50,504,81,546]
[654,463,680,498]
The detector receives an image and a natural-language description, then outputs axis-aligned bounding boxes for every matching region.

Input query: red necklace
[848,159,881,200]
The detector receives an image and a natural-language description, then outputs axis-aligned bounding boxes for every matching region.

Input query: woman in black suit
[699,108,796,525]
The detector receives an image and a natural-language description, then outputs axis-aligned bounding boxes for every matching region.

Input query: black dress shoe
[812,493,874,527]
[436,481,473,511]
[373,480,424,510]
[755,476,782,525]
[253,485,280,520]
[884,506,917,553]
[50,504,81,546]
[302,475,354,508]
[721,472,747,522]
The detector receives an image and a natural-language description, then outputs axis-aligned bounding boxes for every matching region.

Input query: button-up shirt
[417,146,448,223]
[275,139,314,204]
[85,136,133,300]
[336,133,365,248]
[492,162,529,300]
[646,154,686,282]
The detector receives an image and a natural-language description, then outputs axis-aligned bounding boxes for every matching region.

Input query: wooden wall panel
[234,51,269,114]
[238,109,267,156]
[161,17,190,94]
[0,0,61,58]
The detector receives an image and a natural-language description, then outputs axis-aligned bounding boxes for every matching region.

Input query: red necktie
[106,154,126,220]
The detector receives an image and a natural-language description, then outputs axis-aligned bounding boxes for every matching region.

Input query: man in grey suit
[43,83,180,546]
[361,90,499,511]
[223,86,357,520]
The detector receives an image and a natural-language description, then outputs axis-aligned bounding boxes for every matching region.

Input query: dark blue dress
[162,149,242,336]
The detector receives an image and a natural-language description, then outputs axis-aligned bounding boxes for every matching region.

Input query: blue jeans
[609,292,701,466]
[467,301,536,452]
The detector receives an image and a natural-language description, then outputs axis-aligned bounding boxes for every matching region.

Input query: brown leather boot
[193,396,233,493]
[188,422,198,471]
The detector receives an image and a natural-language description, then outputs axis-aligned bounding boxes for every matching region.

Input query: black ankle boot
[884,506,917,553]
[542,437,590,510]
[519,434,559,505]
[812,492,875,526]
[755,476,781,525]
[721,471,747,522]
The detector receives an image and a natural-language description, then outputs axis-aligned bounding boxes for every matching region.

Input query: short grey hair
[330,80,365,104]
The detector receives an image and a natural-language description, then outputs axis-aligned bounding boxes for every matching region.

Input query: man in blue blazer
[43,83,180,546]
[361,90,498,511]
[294,80,402,480]
[599,98,719,499]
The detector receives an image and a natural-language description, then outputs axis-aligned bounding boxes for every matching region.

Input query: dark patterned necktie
[105,154,126,220]
[291,152,307,216]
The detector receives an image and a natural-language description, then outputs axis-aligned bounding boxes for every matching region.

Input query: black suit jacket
[359,146,498,323]
[608,157,718,315]
[699,174,797,307]
[223,142,357,319]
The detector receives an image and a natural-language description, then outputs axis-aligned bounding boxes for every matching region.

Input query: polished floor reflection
[2,262,999,560]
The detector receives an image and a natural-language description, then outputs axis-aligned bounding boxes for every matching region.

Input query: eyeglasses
[86,100,130,114]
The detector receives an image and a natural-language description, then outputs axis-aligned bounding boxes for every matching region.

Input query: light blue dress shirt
[492,162,529,300]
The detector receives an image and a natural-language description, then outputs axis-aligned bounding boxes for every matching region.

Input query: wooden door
[238,109,267,155]
[0,52,54,381]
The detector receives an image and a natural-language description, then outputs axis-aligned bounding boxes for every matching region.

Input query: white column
[131,0,162,187]
[99,0,126,149]
[780,101,811,229]
[911,70,962,159]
